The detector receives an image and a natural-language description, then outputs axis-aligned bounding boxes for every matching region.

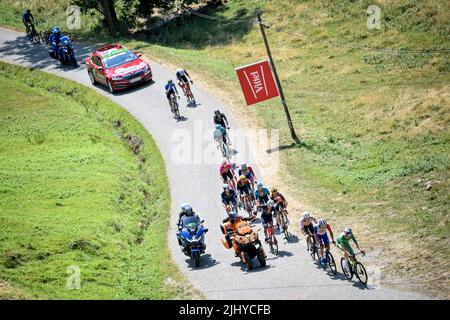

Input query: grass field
[0,62,195,299]
[0,0,449,297]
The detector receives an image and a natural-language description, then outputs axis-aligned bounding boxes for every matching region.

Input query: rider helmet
[229,210,238,222]
[344,227,353,236]
[302,211,311,220]
[223,183,230,191]
[168,79,173,84]
[52,26,60,34]
[318,218,327,228]
[271,187,278,194]
[215,124,223,130]
[26,9,31,14]
[240,163,248,170]
[256,182,264,189]
[239,175,246,181]
[181,203,193,215]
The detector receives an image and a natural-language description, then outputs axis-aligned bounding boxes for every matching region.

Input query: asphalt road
[0,28,426,299]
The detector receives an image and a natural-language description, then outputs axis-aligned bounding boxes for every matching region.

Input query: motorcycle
[48,35,77,67]
[59,35,77,66]
[177,218,208,268]
[221,220,266,271]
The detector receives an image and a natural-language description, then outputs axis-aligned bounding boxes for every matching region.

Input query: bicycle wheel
[340,258,353,280]
[272,236,278,255]
[326,251,337,275]
[355,262,368,285]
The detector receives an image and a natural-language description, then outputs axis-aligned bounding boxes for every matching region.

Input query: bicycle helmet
[344,227,353,236]
[318,218,327,228]
[240,163,248,170]
[215,124,223,130]
[26,9,31,14]
[256,182,264,189]
[239,175,246,181]
[223,183,230,190]
[214,110,220,115]
[302,211,311,219]
[271,187,278,194]
[168,79,173,84]
[52,26,60,34]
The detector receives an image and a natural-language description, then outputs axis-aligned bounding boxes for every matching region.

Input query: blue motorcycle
[59,35,77,66]
[48,35,77,67]
[177,218,208,268]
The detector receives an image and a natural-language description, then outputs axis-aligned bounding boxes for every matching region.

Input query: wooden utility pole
[101,0,116,37]
[256,11,300,144]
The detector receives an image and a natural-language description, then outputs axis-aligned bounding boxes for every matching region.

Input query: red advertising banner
[235,60,279,106]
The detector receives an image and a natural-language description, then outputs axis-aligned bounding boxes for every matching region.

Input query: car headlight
[143,65,151,73]
[111,75,123,80]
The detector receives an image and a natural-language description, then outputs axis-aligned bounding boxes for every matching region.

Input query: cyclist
[164,80,179,111]
[261,200,276,243]
[300,211,317,251]
[213,110,230,143]
[214,123,228,149]
[270,187,289,229]
[22,9,36,41]
[176,68,192,96]
[237,175,254,213]
[253,181,270,214]
[314,218,335,266]
[48,26,62,59]
[221,184,238,212]
[336,227,365,271]
[219,159,236,189]
[238,164,256,189]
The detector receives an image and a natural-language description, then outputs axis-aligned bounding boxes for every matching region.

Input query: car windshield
[103,50,137,68]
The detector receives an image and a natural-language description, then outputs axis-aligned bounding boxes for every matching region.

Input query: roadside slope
[0,61,196,299]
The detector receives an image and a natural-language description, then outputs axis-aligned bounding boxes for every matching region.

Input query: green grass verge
[0,61,195,299]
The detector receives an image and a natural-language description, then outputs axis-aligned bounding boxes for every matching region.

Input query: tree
[73,0,118,35]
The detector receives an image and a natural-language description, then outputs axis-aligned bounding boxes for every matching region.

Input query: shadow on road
[184,254,219,270]
[0,34,97,70]
[230,260,273,273]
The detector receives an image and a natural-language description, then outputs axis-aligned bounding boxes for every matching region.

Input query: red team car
[86,44,152,93]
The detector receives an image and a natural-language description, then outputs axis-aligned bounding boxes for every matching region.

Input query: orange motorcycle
[221,219,266,271]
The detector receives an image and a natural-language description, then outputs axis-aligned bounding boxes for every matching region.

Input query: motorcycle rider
[48,26,62,60]
[176,203,202,247]
[222,210,254,256]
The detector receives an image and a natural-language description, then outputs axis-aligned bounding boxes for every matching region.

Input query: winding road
[0,28,426,299]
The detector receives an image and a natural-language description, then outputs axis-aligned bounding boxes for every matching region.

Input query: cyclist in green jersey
[336,227,365,261]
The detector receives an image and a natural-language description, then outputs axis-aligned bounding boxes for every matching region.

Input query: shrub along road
[0,28,426,299]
